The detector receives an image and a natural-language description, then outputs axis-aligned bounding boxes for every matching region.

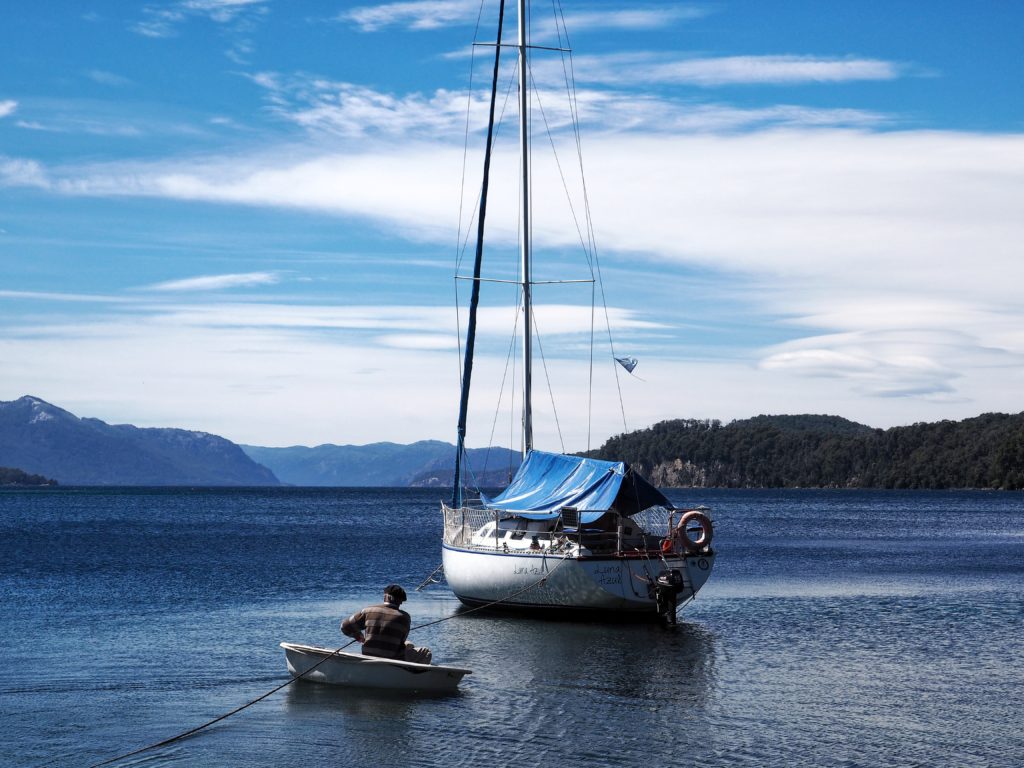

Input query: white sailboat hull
[442,545,715,614]
[442,3,718,621]
[280,643,471,691]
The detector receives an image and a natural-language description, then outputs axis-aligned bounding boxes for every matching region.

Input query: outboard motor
[654,568,684,626]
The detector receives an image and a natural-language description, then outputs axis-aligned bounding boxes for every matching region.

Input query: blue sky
[1,0,1022,450]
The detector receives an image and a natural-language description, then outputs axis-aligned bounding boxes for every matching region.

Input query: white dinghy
[280,642,471,692]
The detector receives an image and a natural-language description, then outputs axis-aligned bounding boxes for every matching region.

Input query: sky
[1,0,1022,451]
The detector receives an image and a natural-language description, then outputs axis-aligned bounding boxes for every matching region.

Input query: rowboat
[280,642,471,691]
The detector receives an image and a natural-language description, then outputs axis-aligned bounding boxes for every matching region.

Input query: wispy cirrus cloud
[342,1,707,34]
[561,8,709,31]
[143,272,281,291]
[0,156,48,187]
[244,73,885,139]
[342,0,481,32]
[553,53,905,87]
[247,73,475,138]
[532,7,709,41]
[534,91,887,133]
[134,0,268,38]
[15,117,143,137]
[0,100,17,118]
[85,70,133,87]
[0,289,130,304]
[758,326,1022,400]
[2,97,216,139]
[5,121,1023,412]
[143,302,657,338]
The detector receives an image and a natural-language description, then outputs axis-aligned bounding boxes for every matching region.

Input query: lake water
[2,487,1022,767]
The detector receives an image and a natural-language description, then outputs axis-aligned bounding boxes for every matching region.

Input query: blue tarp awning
[480,450,669,523]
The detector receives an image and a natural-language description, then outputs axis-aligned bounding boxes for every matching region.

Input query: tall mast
[451,0,506,508]
[518,0,533,456]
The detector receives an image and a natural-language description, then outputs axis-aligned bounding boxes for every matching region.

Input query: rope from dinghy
[69,554,572,768]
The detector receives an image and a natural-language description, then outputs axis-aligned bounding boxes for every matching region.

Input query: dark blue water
[2,488,1022,767]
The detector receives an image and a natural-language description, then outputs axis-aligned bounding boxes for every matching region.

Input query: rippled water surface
[2,488,1022,767]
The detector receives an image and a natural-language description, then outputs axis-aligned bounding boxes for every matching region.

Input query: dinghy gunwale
[278,638,473,688]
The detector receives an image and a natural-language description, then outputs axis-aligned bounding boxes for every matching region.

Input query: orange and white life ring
[675,510,713,552]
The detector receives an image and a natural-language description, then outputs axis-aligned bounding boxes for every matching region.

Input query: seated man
[340,583,432,664]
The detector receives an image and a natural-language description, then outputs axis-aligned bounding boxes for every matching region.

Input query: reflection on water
[275,612,718,767]
[454,613,718,704]
[3,488,1023,768]
[285,678,463,711]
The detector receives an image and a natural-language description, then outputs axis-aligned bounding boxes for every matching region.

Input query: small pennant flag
[615,356,638,374]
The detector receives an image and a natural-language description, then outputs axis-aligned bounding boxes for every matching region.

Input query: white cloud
[343,2,707,35]
[245,75,884,141]
[5,97,216,139]
[181,0,266,22]
[760,331,968,399]
[86,70,132,87]
[252,75,479,138]
[2,312,1020,449]
[9,129,1023,289]
[133,302,656,340]
[554,53,904,87]
[558,8,709,34]
[0,100,17,118]
[377,333,457,350]
[134,0,267,38]
[0,156,49,188]
[4,125,1023,418]
[0,289,129,303]
[546,92,887,132]
[758,304,1024,400]
[0,319,460,446]
[144,272,281,291]
[0,301,659,448]
[343,0,481,32]
[13,115,144,137]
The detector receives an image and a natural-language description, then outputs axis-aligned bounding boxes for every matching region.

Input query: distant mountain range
[0,396,279,486]
[241,442,520,487]
[0,396,519,487]
[4,396,1020,489]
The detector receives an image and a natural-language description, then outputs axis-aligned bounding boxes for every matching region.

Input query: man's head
[383,583,407,606]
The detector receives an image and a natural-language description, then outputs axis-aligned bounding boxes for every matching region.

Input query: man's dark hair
[384,584,407,605]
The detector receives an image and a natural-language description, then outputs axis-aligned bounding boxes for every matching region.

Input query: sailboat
[441,0,715,620]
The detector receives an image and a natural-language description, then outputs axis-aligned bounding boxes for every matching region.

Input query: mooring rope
[82,637,358,768]
[74,554,572,768]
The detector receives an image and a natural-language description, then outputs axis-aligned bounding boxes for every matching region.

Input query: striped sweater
[341,602,411,659]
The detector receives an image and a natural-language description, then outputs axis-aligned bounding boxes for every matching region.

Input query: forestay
[480,450,670,522]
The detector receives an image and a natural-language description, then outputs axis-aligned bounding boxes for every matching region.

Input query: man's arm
[340,609,367,643]
[397,610,412,645]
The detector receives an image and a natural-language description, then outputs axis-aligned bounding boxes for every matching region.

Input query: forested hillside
[588,413,1024,490]
[0,467,57,486]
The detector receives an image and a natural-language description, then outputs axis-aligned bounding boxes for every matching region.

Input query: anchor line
[72,554,572,768]
[415,562,445,591]
[81,639,361,768]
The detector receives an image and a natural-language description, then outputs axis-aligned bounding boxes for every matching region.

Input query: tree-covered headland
[588,413,1024,490]
[0,467,57,487]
